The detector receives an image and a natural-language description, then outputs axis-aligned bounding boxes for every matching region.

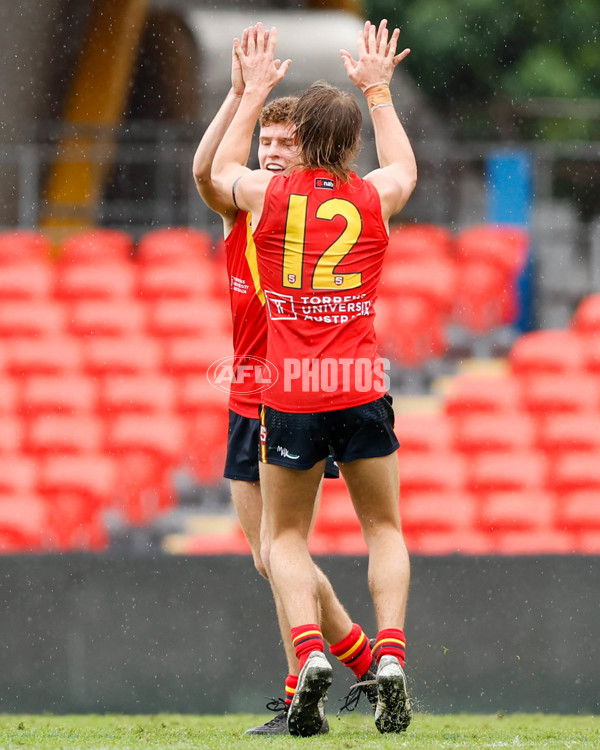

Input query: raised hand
[340,19,410,92]
[233,22,291,96]
[231,27,249,96]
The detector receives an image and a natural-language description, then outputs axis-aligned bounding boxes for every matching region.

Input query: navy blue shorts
[224,410,339,481]
[259,394,399,470]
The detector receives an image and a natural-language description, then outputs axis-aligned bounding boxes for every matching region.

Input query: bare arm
[192,29,249,223]
[340,20,417,222]
[211,23,291,221]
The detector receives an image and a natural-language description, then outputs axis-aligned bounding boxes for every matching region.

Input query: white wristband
[362,80,388,93]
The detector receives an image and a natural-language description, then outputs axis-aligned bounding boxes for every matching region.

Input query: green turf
[0,713,597,749]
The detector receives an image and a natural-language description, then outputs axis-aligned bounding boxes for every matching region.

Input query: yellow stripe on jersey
[244,213,265,305]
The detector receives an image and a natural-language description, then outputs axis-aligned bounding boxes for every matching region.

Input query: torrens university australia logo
[206,355,278,395]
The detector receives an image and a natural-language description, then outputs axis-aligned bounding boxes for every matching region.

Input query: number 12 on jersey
[282,195,363,291]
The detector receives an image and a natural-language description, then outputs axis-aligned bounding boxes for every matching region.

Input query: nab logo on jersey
[315,177,334,190]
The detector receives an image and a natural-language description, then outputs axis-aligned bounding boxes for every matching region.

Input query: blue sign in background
[485,149,534,331]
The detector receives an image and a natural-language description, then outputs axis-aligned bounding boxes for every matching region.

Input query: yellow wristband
[364,82,392,111]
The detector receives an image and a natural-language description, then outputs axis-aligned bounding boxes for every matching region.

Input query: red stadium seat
[493,528,576,555]
[509,329,587,376]
[0,262,54,299]
[136,227,213,265]
[25,414,105,455]
[581,334,600,374]
[521,374,600,415]
[406,527,493,555]
[55,261,137,300]
[3,336,83,375]
[466,451,548,495]
[453,412,538,455]
[111,451,177,524]
[0,415,24,454]
[67,299,148,338]
[21,374,98,415]
[184,410,229,485]
[454,224,529,276]
[106,413,185,464]
[59,229,134,264]
[386,223,452,263]
[397,451,467,496]
[0,376,21,413]
[576,532,600,554]
[538,413,600,456]
[394,413,454,453]
[558,490,600,533]
[38,452,116,502]
[175,373,229,416]
[551,451,600,496]
[81,335,163,375]
[0,230,52,264]
[571,293,600,335]
[400,490,477,538]
[146,298,230,338]
[452,224,529,331]
[0,300,65,338]
[162,334,232,376]
[376,294,448,368]
[444,374,523,417]
[0,455,37,494]
[0,493,49,552]
[137,260,220,300]
[479,490,556,532]
[382,257,456,315]
[37,453,116,550]
[98,373,177,415]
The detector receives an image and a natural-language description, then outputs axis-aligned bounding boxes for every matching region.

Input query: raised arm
[211,23,291,220]
[340,20,417,221]
[192,29,250,225]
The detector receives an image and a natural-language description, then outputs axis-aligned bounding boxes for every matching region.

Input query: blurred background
[0,0,599,718]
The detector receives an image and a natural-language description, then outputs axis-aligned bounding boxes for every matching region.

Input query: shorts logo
[315,177,334,190]
[276,446,300,460]
[206,355,279,394]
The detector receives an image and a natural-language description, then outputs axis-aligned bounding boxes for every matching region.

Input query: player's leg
[338,453,409,630]
[260,459,333,737]
[225,413,307,735]
[339,453,411,734]
[230,479,266,577]
[261,474,372,714]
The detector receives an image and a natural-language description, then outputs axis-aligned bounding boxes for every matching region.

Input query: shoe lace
[337,677,377,715]
[265,697,288,714]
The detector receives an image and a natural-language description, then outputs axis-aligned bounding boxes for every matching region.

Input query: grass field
[0,713,597,749]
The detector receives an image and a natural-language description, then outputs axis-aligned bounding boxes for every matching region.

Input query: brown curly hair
[259,96,298,127]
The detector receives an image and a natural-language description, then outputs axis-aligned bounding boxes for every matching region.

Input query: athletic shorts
[224,410,340,481]
[259,394,399,471]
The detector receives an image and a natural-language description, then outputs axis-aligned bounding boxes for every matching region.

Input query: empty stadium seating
[2,223,600,556]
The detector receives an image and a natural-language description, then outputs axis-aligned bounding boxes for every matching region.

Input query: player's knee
[259,538,272,580]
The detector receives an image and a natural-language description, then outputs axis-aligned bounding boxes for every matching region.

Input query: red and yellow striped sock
[373,628,406,667]
[284,673,298,709]
[290,624,324,670]
[329,623,373,679]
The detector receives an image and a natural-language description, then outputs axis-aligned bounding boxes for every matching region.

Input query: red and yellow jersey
[224,210,267,418]
[253,168,389,413]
